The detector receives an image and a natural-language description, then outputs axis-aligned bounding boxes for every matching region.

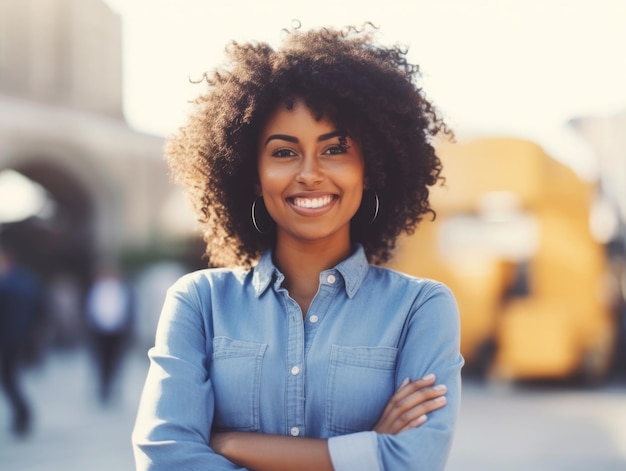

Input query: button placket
[303,272,338,356]
[284,294,305,437]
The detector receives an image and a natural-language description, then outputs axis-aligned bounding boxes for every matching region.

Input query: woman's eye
[323,144,350,155]
[272,148,297,158]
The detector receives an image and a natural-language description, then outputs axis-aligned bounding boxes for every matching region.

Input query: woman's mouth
[289,195,336,210]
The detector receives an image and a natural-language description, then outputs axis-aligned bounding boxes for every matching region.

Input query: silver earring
[251,197,265,234]
[370,191,380,224]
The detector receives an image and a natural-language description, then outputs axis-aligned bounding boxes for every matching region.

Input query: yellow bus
[387,137,620,382]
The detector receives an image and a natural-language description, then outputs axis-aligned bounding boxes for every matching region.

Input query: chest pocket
[326,345,398,435]
[211,336,267,432]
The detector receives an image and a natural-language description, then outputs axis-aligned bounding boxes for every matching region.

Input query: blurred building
[0,0,195,285]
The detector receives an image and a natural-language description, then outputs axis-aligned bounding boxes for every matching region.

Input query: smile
[290,195,336,209]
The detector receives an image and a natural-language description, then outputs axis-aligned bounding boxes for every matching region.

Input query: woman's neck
[273,238,352,314]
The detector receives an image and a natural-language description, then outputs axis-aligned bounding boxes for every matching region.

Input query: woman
[132,24,463,471]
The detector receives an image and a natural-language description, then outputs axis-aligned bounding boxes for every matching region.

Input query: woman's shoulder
[366,266,459,327]
[168,266,250,293]
[366,264,454,299]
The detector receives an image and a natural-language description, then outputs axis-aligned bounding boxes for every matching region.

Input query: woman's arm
[210,374,447,471]
[211,433,332,471]
[132,275,249,471]
[375,283,464,471]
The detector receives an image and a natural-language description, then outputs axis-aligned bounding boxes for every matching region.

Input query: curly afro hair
[165,23,451,267]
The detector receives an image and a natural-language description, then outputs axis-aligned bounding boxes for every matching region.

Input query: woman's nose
[296,155,324,185]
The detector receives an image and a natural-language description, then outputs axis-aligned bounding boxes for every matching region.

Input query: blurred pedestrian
[0,242,44,437]
[85,263,133,404]
[47,272,83,348]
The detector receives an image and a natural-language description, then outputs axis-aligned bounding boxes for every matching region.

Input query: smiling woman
[132,24,463,471]
[257,101,365,260]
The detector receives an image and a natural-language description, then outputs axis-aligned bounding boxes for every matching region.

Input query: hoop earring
[251,197,265,234]
[370,191,380,224]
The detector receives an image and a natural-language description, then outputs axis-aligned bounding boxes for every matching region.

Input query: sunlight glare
[0,170,51,223]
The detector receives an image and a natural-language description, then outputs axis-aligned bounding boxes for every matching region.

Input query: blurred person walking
[47,272,83,348]
[85,264,133,404]
[0,241,44,437]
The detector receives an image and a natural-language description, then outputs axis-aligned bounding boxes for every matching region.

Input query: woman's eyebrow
[264,134,298,146]
[264,130,346,147]
[317,131,346,142]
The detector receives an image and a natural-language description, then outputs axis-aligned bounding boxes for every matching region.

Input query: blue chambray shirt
[132,245,464,470]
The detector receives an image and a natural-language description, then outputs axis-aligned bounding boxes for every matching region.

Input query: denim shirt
[132,245,464,470]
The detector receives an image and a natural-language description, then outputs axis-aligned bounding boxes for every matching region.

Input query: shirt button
[326,274,336,284]
[290,427,300,437]
[290,366,300,375]
[309,315,319,324]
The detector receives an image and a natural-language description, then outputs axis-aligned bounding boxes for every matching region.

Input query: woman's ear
[253,182,262,196]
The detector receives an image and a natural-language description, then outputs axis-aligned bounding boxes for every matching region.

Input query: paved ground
[447,375,626,471]
[0,347,147,471]
[1,347,625,470]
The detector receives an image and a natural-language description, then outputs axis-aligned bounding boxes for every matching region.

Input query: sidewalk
[3,345,625,471]
[0,346,150,471]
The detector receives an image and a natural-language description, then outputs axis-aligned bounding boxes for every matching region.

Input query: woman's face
[257,100,365,249]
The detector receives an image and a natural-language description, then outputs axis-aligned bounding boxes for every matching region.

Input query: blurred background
[0,0,624,470]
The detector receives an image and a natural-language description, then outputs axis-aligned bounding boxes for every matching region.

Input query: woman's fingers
[398,394,447,433]
[374,374,448,434]
[388,375,444,417]
[385,374,437,410]
[391,383,447,426]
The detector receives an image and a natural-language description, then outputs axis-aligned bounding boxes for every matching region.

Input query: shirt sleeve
[329,282,464,471]
[328,431,379,470]
[131,275,249,471]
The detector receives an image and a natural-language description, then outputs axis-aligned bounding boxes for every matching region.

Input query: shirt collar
[252,244,370,299]
[251,250,278,297]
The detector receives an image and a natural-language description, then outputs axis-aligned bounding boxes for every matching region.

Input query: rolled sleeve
[328,431,380,471]
[377,282,464,471]
[132,275,248,470]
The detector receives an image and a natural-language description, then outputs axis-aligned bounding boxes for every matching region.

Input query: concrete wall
[0,0,123,117]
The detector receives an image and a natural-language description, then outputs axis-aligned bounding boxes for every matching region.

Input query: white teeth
[292,195,333,209]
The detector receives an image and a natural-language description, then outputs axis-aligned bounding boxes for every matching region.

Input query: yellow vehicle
[387,137,619,382]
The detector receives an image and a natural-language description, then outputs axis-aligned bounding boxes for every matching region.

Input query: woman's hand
[374,374,447,434]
